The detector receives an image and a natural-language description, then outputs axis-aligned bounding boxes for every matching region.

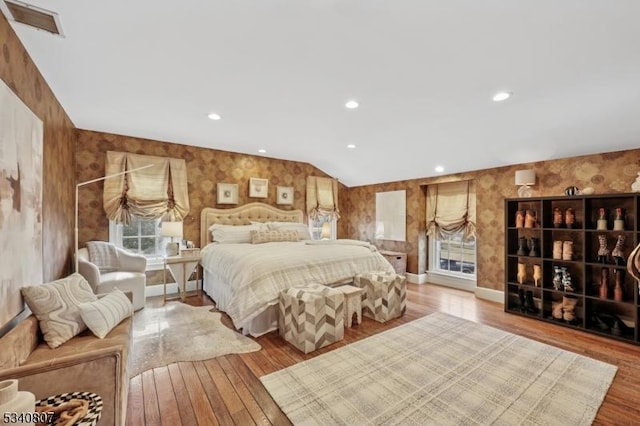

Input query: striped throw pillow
[250,230,300,244]
[78,289,133,339]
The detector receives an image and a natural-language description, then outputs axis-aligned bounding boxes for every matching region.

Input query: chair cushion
[21,273,98,349]
[79,289,133,339]
[86,241,119,272]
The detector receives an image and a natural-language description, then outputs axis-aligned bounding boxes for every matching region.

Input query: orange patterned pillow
[250,230,300,244]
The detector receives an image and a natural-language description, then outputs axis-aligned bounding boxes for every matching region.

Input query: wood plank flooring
[126,284,640,425]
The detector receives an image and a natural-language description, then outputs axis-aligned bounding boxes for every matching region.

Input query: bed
[199,202,395,336]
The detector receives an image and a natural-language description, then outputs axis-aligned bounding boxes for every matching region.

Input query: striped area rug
[261,312,617,425]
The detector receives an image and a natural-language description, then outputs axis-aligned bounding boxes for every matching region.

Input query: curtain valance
[306,176,340,220]
[426,180,476,241]
[103,151,190,224]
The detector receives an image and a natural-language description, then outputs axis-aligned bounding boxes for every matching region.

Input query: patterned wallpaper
[0,14,76,283]
[346,148,640,290]
[75,130,342,254]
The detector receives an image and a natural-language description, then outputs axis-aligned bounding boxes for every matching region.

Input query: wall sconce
[161,221,183,256]
[515,169,536,198]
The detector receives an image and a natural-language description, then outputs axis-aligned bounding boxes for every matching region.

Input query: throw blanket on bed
[304,239,377,251]
[200,241,395,331]
[86,241,119,272]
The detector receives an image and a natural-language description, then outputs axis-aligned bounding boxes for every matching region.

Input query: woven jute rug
[261,312,617,425]
[130,302,261,377]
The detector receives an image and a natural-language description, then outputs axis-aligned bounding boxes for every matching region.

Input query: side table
[337,285,363,328]
[163,253,201,303]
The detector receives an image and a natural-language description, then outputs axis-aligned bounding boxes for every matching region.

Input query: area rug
[261,312,617,425]
[130,302,261,377]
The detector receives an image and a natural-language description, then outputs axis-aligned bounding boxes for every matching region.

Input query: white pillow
[266,221,312,240]
[78,289,133,339]
[209,223,266,243]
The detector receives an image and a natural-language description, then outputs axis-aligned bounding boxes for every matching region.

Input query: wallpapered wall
[75,130,347,255]
[0,14,76,283]
[346,148,640,291]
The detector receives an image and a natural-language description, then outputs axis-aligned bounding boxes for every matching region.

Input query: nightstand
[163,252,201,303]
[379,250,407,275]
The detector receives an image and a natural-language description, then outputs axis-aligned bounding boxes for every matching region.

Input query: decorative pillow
[21,273,98,349]
[250,230,300,244]
[78,289,133,339]
[209,223,265,243]
[266,222,312,240]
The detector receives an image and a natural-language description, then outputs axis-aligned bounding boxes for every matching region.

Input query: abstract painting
[0,80,43,328]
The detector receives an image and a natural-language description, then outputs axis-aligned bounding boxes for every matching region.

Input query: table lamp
[161,221,183,256]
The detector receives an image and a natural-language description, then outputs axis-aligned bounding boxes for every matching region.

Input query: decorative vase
[599,268,609,299]
[613,208,625,231]
[596,208,608,231]
[0,380,35,426]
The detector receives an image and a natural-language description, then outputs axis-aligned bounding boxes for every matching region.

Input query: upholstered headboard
[200,202,304,245]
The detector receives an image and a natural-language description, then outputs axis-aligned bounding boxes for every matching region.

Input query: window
[109,216,167,263]
[430,231,476,278]
[308,214,337,240]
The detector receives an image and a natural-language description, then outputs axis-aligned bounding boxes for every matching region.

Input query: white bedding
[200,240,395,332]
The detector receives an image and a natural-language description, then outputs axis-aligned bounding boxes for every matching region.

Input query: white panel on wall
[375,190,406,242]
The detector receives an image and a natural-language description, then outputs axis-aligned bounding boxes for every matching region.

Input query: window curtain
[103,151,190,224]
[306,176,340,220]
[426,180,476,241]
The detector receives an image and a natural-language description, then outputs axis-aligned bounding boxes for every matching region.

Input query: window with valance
[306,176,340,220]
[426,180,476,241]
[103,151,190,224]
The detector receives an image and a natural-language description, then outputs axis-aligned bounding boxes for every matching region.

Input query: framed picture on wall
[217,183,238,204]
[249,178,268,198]
[277,186,294,205]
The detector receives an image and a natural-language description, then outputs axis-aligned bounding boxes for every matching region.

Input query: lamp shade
[161,221,183,238]
[515,169,536,186]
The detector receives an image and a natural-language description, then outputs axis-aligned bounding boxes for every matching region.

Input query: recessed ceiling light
[258,149,266,154]
[435,166,445,173]
[345,100,359,109]
[347,144,356,149]
[207,113,222,120]
[492,91,511,102]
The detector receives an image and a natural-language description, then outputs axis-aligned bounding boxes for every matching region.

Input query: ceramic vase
[0,380,35,426]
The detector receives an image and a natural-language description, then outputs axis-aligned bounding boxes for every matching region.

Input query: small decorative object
[564,186,579,196]
[553,240,563,260]
[277,186,294,205]
[529,238,540,257]
[599,268,609,299]
[552,266,563,290]
[613,208,625,231]
[597,234,610,263]
[524,210,536,228]
[533,264,542,287]
[562,241,573,261]
[217,183,238,205]
[0,380,36,424]
[517,262,526,284]
[553,207,563,228]
[612,234,626,266]
[596,208,608,230]
[614,270,624,302]
[249,178,268,198]
[564,208,575,229]
[517,237,529,256]
[581,187,595,195]
[631,171,640,192]
[161,221,183,256]
[515,210,525,228]
[515,169,536,198]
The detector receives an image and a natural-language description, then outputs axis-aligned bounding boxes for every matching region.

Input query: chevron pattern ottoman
[279,284,345,353]
[355,271,407,322]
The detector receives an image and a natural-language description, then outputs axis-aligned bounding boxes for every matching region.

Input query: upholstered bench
[278,284,345,354]
[354,271,407,322]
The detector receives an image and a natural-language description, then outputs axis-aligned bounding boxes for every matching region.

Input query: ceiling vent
[1,0,64,36]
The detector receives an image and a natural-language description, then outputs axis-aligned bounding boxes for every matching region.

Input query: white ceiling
[4,1,640,186]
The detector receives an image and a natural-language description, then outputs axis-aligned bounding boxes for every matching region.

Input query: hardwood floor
[126,284,640,425]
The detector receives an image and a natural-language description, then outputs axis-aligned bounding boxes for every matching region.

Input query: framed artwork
[249,178,268,198]
[277,186,294,205]
[217,183,238,204]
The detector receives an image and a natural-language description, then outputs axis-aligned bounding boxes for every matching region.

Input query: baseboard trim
[406,273,428,285]
[425,272,475,292]
[145,281,199,298]
[475,286,504,304]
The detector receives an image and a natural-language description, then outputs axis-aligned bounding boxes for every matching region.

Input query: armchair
[77,243,147,310]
